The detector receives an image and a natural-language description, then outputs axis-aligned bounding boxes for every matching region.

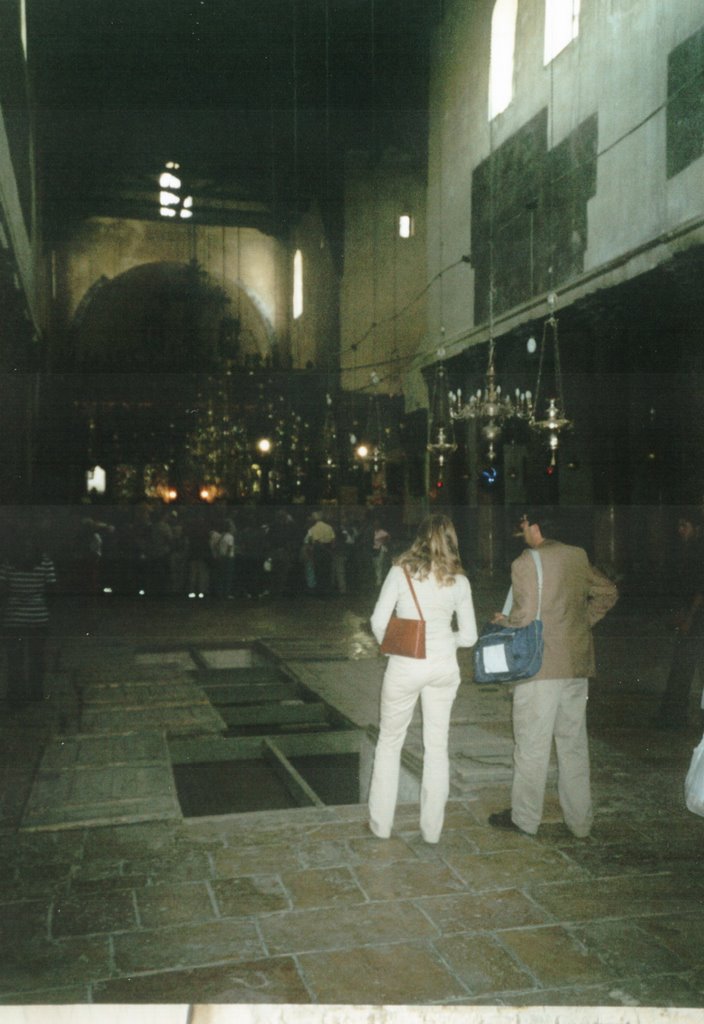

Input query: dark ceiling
[31,0,434,239]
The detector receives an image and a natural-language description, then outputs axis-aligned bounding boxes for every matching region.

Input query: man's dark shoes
[488,809,532,835]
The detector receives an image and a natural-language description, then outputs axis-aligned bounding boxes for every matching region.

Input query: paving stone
[443,846,588,891]
[258,900,438,956]
[124,847,214,884]
[0,935,111,995]
[635,913,704,968]
[0,984,90,1005]
[112,917,264,974]
[346,835,418,863]
[135,881,216,928]
[353,859,466,900]
[574,918,690,977]
[432,932,537,996]
[92,955,311,1003]
[210,875,290,917]
[212,843,300,877]
[498,924,617,988]
[14,859,75,895]
[83,821,179,858]
[419,888,549,934]
[280,866,367,908]
[51,891,138,937]
[299,941,469,1003]
[294,839,356,869]
[530,873,704,923]
[0,899,51,946]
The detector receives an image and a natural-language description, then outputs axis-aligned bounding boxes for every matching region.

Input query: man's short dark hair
[523,507,557,537]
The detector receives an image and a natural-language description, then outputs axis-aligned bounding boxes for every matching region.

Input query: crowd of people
[8,502,403,604]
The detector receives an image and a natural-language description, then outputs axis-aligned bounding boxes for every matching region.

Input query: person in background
[368,514,477,844]
[372,518,391,588]
[213,517,236,599]
[302,510,336,595]
[488,509,618,838]
[0,524,57,708]
[652,508,704,731]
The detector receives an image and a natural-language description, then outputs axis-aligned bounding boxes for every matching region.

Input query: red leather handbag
[380,570,426,659]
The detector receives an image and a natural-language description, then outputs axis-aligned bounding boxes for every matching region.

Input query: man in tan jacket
[489,510,618,838]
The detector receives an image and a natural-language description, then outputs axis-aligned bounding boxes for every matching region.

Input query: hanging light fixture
[356,387,387,473]
[426,354,457,469]
[320,393,339,471]
[447,116,531,463]
[530,291,571,465]
[449,337,533,464]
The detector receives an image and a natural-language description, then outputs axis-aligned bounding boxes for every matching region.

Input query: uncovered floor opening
[168,643,369,817]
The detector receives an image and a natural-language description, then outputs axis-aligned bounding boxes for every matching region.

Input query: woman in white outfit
[368,514,478,843]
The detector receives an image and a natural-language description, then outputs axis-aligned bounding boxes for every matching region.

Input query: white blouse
[370,564,478,661]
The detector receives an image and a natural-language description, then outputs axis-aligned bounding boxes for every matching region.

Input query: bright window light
[488,0,518,119]
[179,209,193,219]
[159,172,182,190]
[293,249,303,319]
[166,161,180,170]
[399,214,413,238]
[160,207,176,217]
[183,195,193,208]
[86,465,106,494]
[160,190,179,206]
[544,0,580,64]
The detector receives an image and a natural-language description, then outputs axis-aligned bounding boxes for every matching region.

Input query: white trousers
[511,676,592,837]
[368,657,460,843]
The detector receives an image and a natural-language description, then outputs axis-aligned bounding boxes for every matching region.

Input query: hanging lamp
[529,291,571,464]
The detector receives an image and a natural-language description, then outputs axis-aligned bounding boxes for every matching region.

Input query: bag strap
[403,568,425,622]
[501,548,543,619]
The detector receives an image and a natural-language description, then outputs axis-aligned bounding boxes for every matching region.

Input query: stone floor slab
[280,866,367,908]
[135,881,217,929]
[92,955,311,1003]
[258,900,437,956]
[353,859,467,900]
[499,924,618,988]
[51,891,138,937]
[443,845,589,891]
[112,917,264,975]
[299,940,469,1003]
[418,888,549,934]
[210,874,290,917]
[433,931,537,996]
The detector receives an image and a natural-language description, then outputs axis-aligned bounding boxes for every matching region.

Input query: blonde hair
[395,514,465,586]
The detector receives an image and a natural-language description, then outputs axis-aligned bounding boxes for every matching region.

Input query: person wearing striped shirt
[0,531,56,707]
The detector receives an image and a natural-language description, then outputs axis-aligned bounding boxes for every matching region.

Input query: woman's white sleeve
[370,567,400,645]
[454,577,478,647]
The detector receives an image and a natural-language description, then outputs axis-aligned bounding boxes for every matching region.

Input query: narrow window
[293,249,303,319]
[488,0,518,119]
[544,0,580,64]
[399,214,414,238]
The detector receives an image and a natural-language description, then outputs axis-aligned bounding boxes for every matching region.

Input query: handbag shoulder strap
[530,548,543,619]
[501,548,543,618]
[403,568,425,621]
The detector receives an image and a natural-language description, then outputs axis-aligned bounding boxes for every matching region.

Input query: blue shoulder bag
[473,549,544,684]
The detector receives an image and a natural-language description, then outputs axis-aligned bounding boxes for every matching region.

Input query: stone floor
[0,584,703,1007]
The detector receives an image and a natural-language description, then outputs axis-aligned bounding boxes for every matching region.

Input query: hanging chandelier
[320,393,339,471]
[355,390,387,473]
[426,358,457,468]
[530,292,571,465]
[449,340,533,463]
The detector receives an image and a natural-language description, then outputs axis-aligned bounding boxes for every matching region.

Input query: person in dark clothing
[0,527,57,707]
[653,510,704,731]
